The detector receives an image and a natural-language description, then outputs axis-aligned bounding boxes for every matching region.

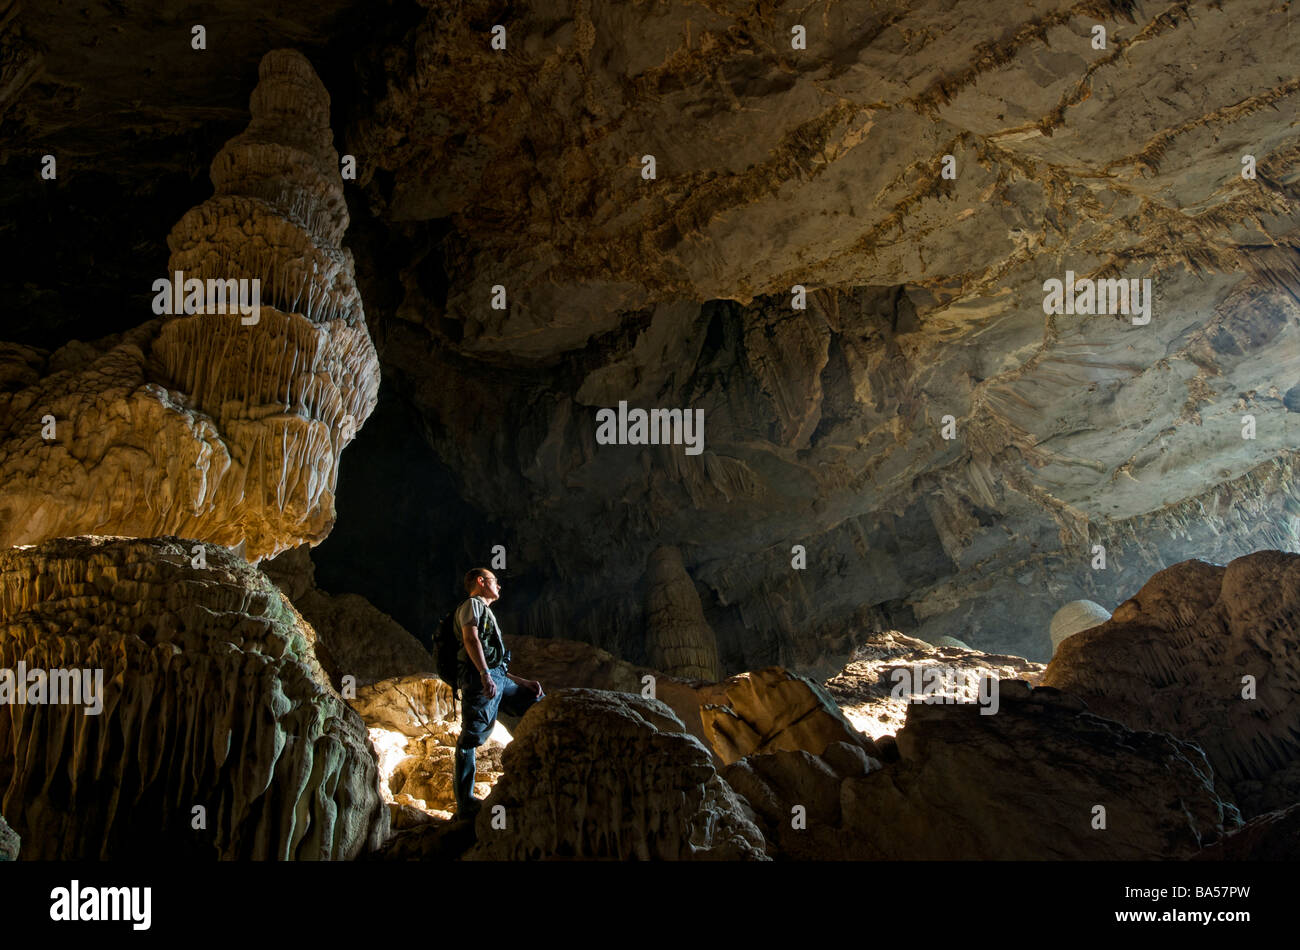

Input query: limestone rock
[824,630,1046,739]
[0,536,388,859]
[643,545,721,681]
[265,545,433,688]
[502,633,647,694]
[351,676,510,820]
[464,689,768,860]
[1050,600,1112,654]
[0,49,378,560]
[0,814,18,861]
[1042,552,1300,818]
[837,682,1241,860]
[350,674,453,738]
[1194,803,1300,861]
[700,667,879,765]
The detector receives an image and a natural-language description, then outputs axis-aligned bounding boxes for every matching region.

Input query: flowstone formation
[0,48,377,560]
[464,689,768,860]
[0,536,388,860]
[1043,551,1300,818]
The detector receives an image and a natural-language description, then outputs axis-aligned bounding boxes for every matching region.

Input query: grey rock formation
[0,814,18,861]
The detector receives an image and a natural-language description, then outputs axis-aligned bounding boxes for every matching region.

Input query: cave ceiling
[2,0,1297,671]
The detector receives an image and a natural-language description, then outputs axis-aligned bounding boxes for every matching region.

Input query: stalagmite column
[0,49,378,560]
[643,545,721,681]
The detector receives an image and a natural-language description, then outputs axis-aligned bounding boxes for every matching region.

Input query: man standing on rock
[453,567,544,820]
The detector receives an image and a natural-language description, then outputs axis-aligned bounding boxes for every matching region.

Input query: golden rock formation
[0,49,377,559]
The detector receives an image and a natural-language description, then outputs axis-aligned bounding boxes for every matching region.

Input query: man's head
[464,568,502,603]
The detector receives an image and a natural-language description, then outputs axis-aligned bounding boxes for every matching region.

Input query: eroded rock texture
[331,0,1300,672]
[464,689,768,860]
[824,630,1045,739]
[0,813,17,861]
[644,545,721,680]
[700,666,879,765]
[1042,551,1300,818]
[350,673,510,823]
[0,536,387,859]
[1194,803,1300,861]
[265,544,433,689]
[0,49,378,560]
[807,681,1238,859]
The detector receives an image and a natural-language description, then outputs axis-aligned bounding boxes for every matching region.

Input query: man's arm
[462,624,497,698]
[505,671,544,697]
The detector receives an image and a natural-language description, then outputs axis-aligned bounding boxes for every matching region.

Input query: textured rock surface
[643,545,721,680]
[824,630,1046,739]
[1050,599,1112,654]
[464,689,768,860]
[1042,551,1300,818]
[265,544,433,688]
[701,666,879,765]
[1193,803,1300,861]
[0,813,17,861]
[328,0,1300,671]
[0,536,388,859]
[834,681,1240,860]
[350,674,509,822]
[0,49,378,560]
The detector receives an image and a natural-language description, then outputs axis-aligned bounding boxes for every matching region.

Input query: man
[453,567,544,820]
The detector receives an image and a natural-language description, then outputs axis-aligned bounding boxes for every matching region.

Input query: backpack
[433,606,464,700]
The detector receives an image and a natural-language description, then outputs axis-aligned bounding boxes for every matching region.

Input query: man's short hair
[464,568,492,595]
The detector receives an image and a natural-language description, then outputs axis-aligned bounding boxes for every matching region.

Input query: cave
[1,0,1298,896]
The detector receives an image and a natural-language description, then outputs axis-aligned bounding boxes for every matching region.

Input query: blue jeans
[453,664,542,816]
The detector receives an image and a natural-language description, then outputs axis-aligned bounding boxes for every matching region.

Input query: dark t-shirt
[455,596,506,671]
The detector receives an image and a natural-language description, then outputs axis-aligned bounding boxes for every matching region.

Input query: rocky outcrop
[824,630,1045,739]
[349,673,508,822]
[0,536,388,859]
[643,545,721,680]
[0,814,18,861]
[1194,803,1300,861]
[798,681,1239,859]
[265,544,433,689]
[700,666,879,765]
[0,49,378,561]
[464,689,768,860]
[1042,551,1300,818]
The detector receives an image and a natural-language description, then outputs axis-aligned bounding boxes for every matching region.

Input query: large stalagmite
[0,536,388,859]
[0,49,378,560]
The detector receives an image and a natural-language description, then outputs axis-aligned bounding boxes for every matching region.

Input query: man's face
[480,572,502,600]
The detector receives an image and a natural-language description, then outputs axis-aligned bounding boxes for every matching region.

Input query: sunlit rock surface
[1042,551,1300,818]
[824,630,1045,739]
[0,536,387,860]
